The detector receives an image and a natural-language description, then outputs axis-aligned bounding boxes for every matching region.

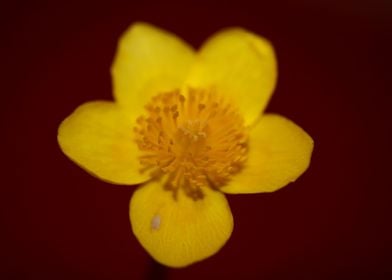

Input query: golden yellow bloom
[57,22,314,267]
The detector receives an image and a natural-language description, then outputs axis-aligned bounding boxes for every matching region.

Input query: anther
[134,88,248,199]
[198,104,206,111]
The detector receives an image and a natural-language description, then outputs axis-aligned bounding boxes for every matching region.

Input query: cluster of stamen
[134,88,248,200]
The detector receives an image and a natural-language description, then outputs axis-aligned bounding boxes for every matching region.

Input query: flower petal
[222,114,313,194]
[111,22,195,116]
[130,181,233,267]
[58,101,150,185]
[186,28,277,126]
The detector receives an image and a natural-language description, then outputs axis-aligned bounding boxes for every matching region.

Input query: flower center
[134,88,248,200]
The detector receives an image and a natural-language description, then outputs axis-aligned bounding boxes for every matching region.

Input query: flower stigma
[134,88,248,200]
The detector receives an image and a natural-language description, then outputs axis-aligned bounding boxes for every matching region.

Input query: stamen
[134,88,248,200]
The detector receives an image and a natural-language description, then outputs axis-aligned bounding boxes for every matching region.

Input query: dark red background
[1,0,391,279]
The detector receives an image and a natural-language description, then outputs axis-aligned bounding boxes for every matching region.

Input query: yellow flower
[57,22,313,267]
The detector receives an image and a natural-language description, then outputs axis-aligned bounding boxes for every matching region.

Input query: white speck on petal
[151,214,161,230]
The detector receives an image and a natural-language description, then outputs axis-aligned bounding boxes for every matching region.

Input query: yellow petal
[58,101,150,185]
[111,22,195,117]
[222,114,313,194]
[130,181,233,267]
[186,28,277,126]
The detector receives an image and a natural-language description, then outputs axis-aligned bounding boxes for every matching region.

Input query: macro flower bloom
[58,22,313,267]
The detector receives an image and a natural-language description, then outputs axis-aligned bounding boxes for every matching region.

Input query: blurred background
[1,0,391,279]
